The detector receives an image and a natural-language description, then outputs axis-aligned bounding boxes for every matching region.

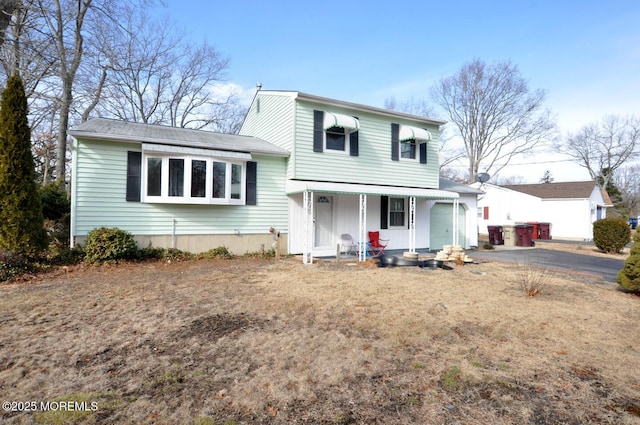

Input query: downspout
[172,219,177,249]
[69,137,79,247]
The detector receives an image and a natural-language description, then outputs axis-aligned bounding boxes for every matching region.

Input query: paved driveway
[471,248,625,283]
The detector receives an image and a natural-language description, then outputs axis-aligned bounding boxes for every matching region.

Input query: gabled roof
[69,118,290,157]
[439,178,483,195]
[501,181,600,199]
[254,90,447,126]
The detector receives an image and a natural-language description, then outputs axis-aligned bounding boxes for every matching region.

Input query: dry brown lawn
[1,249,639,424]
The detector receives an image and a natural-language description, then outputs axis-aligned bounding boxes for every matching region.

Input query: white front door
[314,195,333,249]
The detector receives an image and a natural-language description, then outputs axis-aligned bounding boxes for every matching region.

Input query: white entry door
[314,195,333,249]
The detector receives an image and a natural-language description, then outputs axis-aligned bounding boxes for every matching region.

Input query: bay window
[143,154,247,205]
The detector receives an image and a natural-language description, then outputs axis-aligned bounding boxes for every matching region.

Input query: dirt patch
[180,313,270,341]
[1,257,639,424]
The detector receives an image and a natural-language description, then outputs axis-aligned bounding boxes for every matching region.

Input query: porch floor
[318,249,437,262]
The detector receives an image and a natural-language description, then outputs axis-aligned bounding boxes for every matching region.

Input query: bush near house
[593,217,631,254]
[40,181,70,221]
[617,232,640,293]
[83,227,139,264]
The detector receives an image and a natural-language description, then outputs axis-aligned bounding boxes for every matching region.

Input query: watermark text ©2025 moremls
[2,400,99,413]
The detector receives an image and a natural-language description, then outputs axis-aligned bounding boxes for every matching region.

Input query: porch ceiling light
[323,111,360,131]
[399,125,431,142]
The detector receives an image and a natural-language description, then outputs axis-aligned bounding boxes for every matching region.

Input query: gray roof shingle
[69,118,290,157]
[502,181,599,199]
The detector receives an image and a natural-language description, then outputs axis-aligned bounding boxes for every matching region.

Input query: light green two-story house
[70,90,477,261]
[241,90,471,262]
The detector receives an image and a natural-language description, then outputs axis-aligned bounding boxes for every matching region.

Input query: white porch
[285,180,460,264]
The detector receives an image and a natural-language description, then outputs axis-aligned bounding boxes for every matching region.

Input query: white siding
[288,193,432,255]
[475,183,599,240]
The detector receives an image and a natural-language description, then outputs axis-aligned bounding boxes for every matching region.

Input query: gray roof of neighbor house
[69,118,290,157]
[439,178,483,194]
[502,181,601,199]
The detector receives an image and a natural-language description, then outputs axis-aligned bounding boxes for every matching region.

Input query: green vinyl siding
[240,93,295,177]
[293,101,440,189]
[73,139,288,237]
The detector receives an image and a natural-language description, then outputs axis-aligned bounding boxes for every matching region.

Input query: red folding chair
[368,231,389,257]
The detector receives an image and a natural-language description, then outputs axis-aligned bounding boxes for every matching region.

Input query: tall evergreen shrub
[617,232,640,293]
[0,75,48,256]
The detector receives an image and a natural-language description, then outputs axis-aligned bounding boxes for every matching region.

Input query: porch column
[303,191,314,264]
[408,196,416,253]
[452,199,459,246]
[358,194,367,261]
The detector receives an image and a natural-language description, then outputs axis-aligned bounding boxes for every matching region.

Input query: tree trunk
[55,78,72,182]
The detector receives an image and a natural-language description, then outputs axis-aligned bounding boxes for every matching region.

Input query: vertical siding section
[73,139,288,237]
[294,101,440,189]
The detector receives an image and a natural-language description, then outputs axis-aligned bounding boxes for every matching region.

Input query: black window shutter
[349,130,359,156]
[126,151,142,202]
[313,110,324,153]
[419,142,427,164]
[246,161,257,205]
[380,195,389,229]
[391,124,399,161]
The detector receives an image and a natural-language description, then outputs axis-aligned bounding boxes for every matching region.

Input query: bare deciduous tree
[0,0,19,47]
[612,164,640,217]
[557,115,640,189]
[431,58,556,182]
[36,0,94,183]
[94,9,244,132]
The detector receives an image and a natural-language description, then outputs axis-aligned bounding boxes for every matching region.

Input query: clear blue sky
[159,0,640,182]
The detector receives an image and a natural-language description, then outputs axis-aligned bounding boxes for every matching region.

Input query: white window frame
[388,197,406,228]
[141,152,246,205]
[324,126,353,154]
[400,139,418,161]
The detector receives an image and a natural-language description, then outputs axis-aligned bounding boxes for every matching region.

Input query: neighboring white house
[472,181,613,240]
[69,90,481,261]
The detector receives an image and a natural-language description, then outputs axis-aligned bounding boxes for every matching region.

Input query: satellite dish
[475,172,491,183]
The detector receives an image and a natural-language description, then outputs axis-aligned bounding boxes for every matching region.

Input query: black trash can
[515,224,534,247]
[487,225,504,245]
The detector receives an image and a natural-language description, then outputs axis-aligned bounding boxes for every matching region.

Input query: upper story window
[314,110,359,156]
[392,124,432,163]
[325,126,348,151]
[401,140,417,160]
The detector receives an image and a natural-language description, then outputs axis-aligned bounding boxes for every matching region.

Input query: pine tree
[0,75,48,256]
[539,170,554,183]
